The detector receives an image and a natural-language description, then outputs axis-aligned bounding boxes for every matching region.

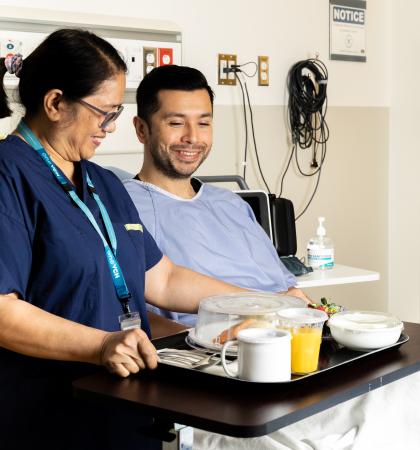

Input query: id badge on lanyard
[119,311,141,331]
[17,120,141,332]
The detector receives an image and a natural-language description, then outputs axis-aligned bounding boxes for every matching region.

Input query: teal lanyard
[17,120,132,314]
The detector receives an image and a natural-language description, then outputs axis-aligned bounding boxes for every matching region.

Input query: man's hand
[99,328,158,377]
[285,287,312,305]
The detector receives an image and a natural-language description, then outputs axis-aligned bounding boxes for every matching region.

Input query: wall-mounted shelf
[0,6,181,42]
[296,264,380,288]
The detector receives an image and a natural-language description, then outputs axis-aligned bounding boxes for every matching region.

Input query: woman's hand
[99,328,158,377]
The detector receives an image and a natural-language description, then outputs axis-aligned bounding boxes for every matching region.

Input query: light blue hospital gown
[124,178,296,326]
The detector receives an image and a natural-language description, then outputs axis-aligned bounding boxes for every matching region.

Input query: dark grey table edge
[73,321,420,438]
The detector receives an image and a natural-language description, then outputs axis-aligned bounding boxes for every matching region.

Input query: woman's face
[59,71,126,161]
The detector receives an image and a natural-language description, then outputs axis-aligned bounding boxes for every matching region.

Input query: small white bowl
[328,310,403,351]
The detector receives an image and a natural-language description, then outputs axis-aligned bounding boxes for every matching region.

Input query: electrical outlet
[158,47,173,66]
[143,47,157,76]
[218,53,237,85]
[258,56,269,86]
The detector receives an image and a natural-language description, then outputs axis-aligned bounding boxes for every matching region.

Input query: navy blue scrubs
[0,135,163,449]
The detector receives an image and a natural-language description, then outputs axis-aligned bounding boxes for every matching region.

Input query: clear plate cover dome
[193,292,307,349]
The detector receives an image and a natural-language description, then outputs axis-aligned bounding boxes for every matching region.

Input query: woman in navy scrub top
[0,29,243,450]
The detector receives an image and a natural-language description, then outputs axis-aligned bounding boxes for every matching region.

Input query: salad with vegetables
[308,297,342,317]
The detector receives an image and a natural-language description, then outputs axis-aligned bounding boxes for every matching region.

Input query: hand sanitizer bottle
[307,217,334,270]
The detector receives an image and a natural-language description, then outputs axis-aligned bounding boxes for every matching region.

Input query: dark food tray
[152,330,409,385]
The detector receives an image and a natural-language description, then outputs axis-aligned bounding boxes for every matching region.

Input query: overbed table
[73,316,420,444]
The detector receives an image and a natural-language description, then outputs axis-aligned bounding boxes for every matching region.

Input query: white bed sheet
[193,371,420,450]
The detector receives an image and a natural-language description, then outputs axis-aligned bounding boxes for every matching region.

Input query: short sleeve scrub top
[0,135,163,449]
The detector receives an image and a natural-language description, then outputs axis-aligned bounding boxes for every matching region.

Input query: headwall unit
[0,6,182,103]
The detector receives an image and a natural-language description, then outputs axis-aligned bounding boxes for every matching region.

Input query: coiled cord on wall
[280,57,329,220]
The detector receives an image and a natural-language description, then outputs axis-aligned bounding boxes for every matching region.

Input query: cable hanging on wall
[279,56,329,220]
[234,70,249,181]
[232,63,271,193]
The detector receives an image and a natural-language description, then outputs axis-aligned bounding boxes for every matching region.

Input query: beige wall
[1,0,390,107]
[3,0,412,320]
[389,0,420,322]
[203,105,389,313]
[93,105,390,314]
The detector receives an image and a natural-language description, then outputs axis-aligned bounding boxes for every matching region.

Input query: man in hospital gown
[123,64,308,327]
[123,65,420,450]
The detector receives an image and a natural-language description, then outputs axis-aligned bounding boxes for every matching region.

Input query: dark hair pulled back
[0,28,126,119]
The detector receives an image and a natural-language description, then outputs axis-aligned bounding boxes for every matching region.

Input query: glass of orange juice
[277,308,328,374]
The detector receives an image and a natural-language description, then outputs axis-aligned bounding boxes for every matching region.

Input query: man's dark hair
[136,65,214,126]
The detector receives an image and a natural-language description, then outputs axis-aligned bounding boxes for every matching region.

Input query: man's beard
[149,143,208,179]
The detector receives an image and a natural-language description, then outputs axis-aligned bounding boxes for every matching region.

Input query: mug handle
[221,340,238,378]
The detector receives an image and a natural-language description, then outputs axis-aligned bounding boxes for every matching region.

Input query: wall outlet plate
[158,47,173,66]
[143,47,157,76]
[258,55,269,86]
[218,53,237,85]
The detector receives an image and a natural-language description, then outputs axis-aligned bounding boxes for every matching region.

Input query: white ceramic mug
[221,328,291,382]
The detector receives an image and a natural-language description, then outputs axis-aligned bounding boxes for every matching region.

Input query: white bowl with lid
[328,310,403,351]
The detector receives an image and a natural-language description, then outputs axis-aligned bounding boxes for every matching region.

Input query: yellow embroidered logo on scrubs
[124,223,143,232]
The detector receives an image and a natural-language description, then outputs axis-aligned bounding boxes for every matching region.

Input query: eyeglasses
[78,99,124,129]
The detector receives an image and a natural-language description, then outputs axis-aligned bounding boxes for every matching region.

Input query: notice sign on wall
[329,0,366,62]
